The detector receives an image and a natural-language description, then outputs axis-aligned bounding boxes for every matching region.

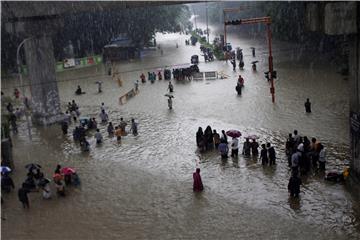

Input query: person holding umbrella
[168,82,174,93]
[1,171,15,193]
[25,163,42,175]
[1,166,12,174]
[18,183,31,208]
[225,130,241,158]
[165,94,174,110]
[38,178,51,199]
[230,137,239,157]
[95,81,102,93]
[168,97,173,109]
[61,167,76,186]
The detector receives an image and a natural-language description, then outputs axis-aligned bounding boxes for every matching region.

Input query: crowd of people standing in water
[286,129,327,175]
[196,126,268,161]
[61,99,139,153]
[193,126,331,199]
[1,164,80,208]
[194,125,279,193]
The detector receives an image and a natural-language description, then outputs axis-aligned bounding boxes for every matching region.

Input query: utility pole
[206,1,209,43]
[192,5,197,30]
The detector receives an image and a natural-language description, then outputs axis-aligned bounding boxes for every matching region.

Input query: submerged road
[1,27,359,239]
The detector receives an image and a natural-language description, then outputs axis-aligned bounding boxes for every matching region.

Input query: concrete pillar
[348,3,360,179]
[23,35,65,125]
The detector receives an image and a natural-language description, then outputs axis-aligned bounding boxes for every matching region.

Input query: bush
[190,31,225,60]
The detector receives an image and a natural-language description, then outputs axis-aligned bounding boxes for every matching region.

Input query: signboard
[204,71,217,79]
[87,57,95,65]
[192,72,204,80]
[75,59,81,66]
[63,58,75,68]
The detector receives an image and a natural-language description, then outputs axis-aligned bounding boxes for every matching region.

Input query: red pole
[224,11,227,47]
[224,23,227,47]
[267,23,275,103]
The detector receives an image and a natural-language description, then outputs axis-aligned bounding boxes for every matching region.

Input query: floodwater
[2,23,359,239]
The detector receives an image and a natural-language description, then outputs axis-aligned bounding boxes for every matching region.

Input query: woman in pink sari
[193,168,204,192]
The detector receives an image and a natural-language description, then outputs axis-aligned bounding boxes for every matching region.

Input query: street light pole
[17,37,33,139]
[206,1,209,44]
[192,6,197,30]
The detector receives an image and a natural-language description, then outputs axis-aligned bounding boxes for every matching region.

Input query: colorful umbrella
[0,166,11,173]
[53,173,63,182]
[226,130,242,138]
[61,167,76,175]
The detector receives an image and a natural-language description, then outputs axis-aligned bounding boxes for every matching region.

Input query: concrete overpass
[1,1,186,21]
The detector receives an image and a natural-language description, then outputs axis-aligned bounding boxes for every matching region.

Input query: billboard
[63,58,75,68]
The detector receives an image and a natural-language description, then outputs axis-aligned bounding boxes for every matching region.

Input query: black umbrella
[25,163,42,170]
[38,178,50,187]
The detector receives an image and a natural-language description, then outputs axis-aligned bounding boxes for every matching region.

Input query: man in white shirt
[319,144,326,170]
[94,129,103,144]
[230,137,239,157]
[99,109,108,123]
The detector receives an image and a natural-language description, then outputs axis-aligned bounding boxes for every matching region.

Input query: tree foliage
[1,4,192,72]
[53,5,192,60]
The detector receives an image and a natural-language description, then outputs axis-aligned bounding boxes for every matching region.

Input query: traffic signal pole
[266,23,275,103]
[225,16,276,103]
[223,7,250,47]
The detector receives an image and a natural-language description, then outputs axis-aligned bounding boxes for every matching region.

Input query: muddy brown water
[1,27,359,239]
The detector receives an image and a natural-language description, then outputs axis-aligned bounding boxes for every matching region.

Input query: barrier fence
[119,88,138,105]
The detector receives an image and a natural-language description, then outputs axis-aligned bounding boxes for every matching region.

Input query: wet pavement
[1,23,359,239]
